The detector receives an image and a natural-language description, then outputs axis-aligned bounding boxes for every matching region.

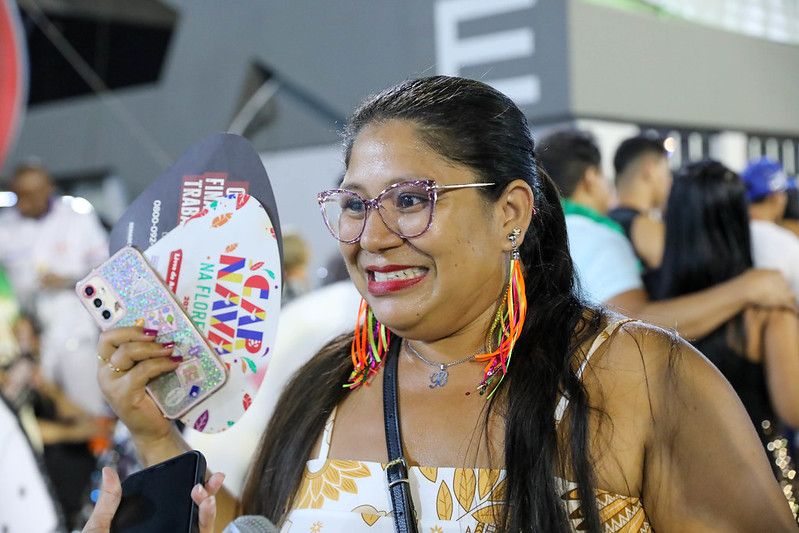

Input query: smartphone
[76,246,227,419]
[111,450,206,533]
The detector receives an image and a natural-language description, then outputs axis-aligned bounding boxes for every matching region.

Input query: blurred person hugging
[743,157,799,300]
[608,132,672,293]
[538,129,796,340]
[655,160,799,517]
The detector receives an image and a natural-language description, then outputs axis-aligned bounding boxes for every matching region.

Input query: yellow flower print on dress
[295,460,371,509]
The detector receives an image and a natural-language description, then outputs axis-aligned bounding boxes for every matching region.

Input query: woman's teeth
[373,268,426,282]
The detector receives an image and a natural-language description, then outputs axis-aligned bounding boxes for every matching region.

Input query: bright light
[70,196,94,214]
[0,191,17,207]
[663,137,677,153]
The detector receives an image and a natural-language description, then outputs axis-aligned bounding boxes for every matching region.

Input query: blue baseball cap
[741,157,796,202]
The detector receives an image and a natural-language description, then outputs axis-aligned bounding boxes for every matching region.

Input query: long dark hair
[656,159,752,363]
[657,159,752,299]
[242,76,606,532]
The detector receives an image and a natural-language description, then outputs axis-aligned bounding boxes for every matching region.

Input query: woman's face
[340,120,508,341]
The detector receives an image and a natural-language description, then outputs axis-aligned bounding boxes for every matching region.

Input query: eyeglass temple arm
[432,182,495,191]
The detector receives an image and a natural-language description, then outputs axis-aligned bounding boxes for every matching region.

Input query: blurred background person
[781,187,799,238]
[537,129,796,339]
[656,160,799,516]
[6,313,111,531]
[743,157,799,300]
[281,230,311,305]
[0,162,109,418]
[0,263,20,374]
[608,132,672,292]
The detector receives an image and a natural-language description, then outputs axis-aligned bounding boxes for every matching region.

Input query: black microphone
[222,515,278,533]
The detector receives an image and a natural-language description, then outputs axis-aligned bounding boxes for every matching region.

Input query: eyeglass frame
[316,179,496,244]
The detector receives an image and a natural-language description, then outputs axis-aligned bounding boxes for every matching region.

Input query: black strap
[383,338,419,533]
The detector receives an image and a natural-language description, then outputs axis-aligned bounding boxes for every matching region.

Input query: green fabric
[0,267,14,301]
[561,199,625,236]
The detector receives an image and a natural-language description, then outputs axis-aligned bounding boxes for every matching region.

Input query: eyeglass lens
[320,182,434,242]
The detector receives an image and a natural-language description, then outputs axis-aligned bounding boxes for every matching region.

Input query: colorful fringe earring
[345,298,392,389]
[475,227,528,398]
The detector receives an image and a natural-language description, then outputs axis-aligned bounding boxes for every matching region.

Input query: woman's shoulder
[585,314,736,420]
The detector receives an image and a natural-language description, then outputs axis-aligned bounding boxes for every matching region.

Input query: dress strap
[554,318,636,424]
[315,406,337,460]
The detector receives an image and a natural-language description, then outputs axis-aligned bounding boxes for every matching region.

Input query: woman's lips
[366,266,428,295]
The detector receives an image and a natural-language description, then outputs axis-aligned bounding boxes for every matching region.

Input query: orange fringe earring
[476,227,527,398]
[345,298,391,389]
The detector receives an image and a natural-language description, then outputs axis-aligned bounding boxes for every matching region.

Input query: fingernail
[169,355,183,362]
[194,484,206,498]
[143,328,158,336]
[161,342,175,349]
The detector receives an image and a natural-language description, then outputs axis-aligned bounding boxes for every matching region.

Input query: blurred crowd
[2,130,799,530]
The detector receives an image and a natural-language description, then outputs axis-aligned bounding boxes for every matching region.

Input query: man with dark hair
[538,129,795,339]
[608,134,671,281]
[537,130,631,301]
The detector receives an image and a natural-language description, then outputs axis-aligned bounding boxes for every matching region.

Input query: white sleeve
[76,211,109,269]
[567,221,643,304]
[0,402,61,532]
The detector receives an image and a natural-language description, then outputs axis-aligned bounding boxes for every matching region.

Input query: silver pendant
[429,365,448,388]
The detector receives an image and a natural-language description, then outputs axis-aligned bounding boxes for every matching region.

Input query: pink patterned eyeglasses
[316,179,495,243]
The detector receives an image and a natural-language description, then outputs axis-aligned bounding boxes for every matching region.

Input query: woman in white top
[84,77,797,532]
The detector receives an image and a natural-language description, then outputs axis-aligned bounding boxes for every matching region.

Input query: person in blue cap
[745,157,799,301]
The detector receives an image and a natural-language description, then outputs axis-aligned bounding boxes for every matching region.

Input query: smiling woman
[87,76,798,533]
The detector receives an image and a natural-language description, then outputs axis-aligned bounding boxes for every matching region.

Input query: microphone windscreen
[222,515,278,533]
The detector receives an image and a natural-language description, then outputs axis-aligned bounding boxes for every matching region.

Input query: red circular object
[0,0,27,168]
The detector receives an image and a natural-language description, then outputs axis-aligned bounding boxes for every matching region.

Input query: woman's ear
[498,179,535,250]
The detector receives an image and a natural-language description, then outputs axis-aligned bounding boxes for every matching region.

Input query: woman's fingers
[198,495,216,533]
[192,474,225,533]
[105,340,174,372]
[98,327,158,360]
[123,356,183,390]
[205,472,226,495]
[82,467,122,533]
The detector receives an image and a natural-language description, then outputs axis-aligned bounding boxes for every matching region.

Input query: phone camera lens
[93,298,103,308]
[84,286,95,297]
[101,310,112,320]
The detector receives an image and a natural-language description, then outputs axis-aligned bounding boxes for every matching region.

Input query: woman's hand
[191,472,227,533]
[82,467,122,533]
[82,467,227,533]
[96,327,180,446]
[741,268,797,311]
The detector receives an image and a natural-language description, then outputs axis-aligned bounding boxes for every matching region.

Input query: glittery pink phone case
[75,246,227,419]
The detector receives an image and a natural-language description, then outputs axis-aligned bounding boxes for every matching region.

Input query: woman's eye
[395,193,428,210]
[342,197,366,213]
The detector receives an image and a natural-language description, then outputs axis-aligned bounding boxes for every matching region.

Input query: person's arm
[643,337,797,531]
[36,376,90,420]
[607,269,796,340]
[96,327,240,531]
[762,309,799,428]
[37,417,97,444]
[630,215,664,269]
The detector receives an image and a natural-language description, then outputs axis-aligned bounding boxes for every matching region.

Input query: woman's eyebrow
[339,175,429,193]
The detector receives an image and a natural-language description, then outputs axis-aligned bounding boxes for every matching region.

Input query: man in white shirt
[743,158,799,301]
[0,163,108,415]
[537,130,795,340]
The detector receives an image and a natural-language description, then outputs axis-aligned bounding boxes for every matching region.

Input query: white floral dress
[281,320,652,533]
